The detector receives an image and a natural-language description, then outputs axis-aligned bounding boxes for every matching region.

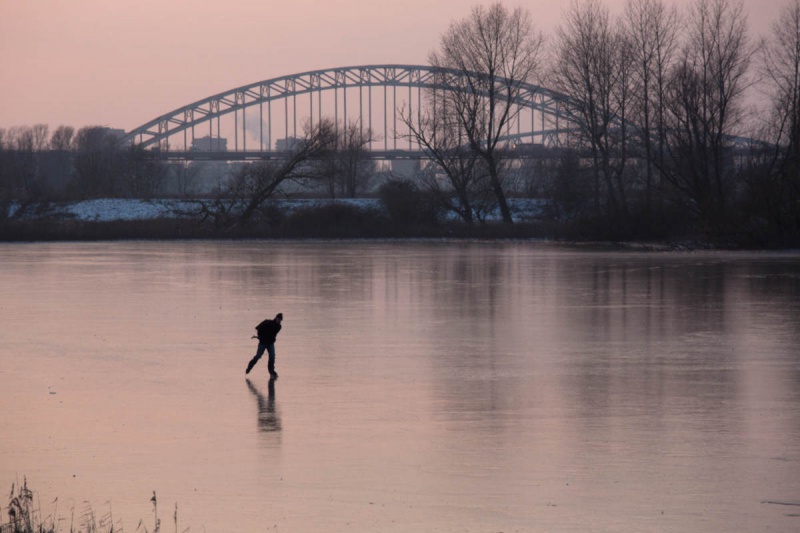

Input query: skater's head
[275,312,283,323]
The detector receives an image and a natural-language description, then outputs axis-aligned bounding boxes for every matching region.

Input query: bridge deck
[151,148,569,161]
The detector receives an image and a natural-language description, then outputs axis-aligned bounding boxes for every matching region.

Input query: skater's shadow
[246,377,281,433]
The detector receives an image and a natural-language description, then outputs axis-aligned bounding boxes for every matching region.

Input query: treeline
[0,120,378,211]
[403,0,800,246]
[543,0,800,246]
[0,125,169,207]
[2,0,800,247]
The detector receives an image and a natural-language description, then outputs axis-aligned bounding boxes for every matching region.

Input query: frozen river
[1,241,799,532]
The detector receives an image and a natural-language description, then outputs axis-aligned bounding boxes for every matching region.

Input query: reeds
[1,477,53,533]
[1,480,186,533]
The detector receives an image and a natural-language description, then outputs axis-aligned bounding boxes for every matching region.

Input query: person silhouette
[246,313,282,377]
[246,378,281,433]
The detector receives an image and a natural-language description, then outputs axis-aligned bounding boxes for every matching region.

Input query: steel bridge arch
[119,64,578,151]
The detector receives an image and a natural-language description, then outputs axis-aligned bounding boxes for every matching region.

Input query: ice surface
[1,242,798,532]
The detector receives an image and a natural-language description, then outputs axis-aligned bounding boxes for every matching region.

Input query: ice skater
[246,312,283,377]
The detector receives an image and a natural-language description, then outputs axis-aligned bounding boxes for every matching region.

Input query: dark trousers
[246,341,276,375]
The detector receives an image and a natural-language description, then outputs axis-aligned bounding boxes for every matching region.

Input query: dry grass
[1,480,185,533]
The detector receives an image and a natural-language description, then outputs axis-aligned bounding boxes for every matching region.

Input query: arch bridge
[119,64,578,161]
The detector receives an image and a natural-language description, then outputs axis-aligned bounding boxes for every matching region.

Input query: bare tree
[172,162,205,197]
[50,126,75,151]
[120,144,168,199]
[746,0,800,241]
[429,2,544,223]
[318,120,375,198]
[659,0,753,228]
[402,91,488,223]
[188,118,337,228]
[761,0,800,164]
[31,125,48,152]
[614,29,636,215]
[0,128,11,219]
[1,124,69,214]
[339,121,376,197]
[72,126,121,198]
[44,125,76,197]
[30,124,50,190]
[623,0,680,216]
[0,125,50,214]
[552,0,632,217]
[8,126,36,195]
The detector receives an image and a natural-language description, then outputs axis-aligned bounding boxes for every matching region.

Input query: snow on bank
[58,198,385,222]
[62,199,189,221]
[25,197,542,222]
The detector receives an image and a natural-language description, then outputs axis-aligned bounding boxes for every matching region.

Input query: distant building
[513,142,545,156]
[99,127,127,143]
[391,159,420,179]
[191,135,228,152]
[276,137,301,152]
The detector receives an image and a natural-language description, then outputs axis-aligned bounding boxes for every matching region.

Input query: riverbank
[0,216,558,242]
[0,197,553,242]
[0,197,779,249]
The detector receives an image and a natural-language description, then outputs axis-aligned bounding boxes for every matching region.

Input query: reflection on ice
[0,242,799,532]
[246,378,281,434]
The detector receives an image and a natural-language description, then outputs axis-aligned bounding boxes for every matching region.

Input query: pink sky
[0,0,783,133]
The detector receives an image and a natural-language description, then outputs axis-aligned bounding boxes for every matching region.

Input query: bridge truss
[119,64,578,159]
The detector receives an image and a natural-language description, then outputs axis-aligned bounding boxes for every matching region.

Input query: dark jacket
[255,319,281,344]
